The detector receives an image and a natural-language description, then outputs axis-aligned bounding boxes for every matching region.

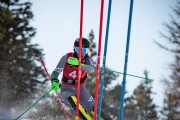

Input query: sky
[31,0,177,112]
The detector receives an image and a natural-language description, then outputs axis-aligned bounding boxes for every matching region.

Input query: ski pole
[106,68,153,81]
[14,87,54,120]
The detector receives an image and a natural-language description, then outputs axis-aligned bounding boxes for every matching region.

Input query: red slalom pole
[94,0,104,119]
[75,0,84,119]
[39,57,70,120]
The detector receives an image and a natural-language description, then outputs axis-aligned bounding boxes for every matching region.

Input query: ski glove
[67,57,84,66]
[51,78,61,91]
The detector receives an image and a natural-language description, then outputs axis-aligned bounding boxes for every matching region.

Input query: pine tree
[124,70,158,120]
[86,30,97,94]
[104,84,122,120]
[155,1,180,119]
[0,0,48,111]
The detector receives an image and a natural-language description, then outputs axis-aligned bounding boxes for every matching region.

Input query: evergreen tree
[124,70,158,120]
[0,0,47,112]
[155,1,180,119]
[86,30,97,94]
[104,84,122,120]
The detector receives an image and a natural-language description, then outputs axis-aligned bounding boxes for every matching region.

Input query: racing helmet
[74,38,90,55]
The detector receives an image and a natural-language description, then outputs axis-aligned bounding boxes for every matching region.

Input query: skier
[50,38,112,120]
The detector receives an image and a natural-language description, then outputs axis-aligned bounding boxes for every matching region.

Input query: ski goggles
[75,47,89,54]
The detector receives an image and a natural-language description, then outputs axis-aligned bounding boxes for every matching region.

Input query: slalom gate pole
[119,0,134,120]
[97,0,112,120]
[94,0,104,120]
[107,68,153,81]
[75,0,84,120]
[39,57,70,120]
[14,87,53,120]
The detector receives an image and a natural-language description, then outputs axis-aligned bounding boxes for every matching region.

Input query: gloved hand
[51,78,61,91]
[67,57,79,66]
[67,57,85,66]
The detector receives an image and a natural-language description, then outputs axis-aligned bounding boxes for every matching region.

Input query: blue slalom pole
[119,0,134,120]
[98,0,112,120]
